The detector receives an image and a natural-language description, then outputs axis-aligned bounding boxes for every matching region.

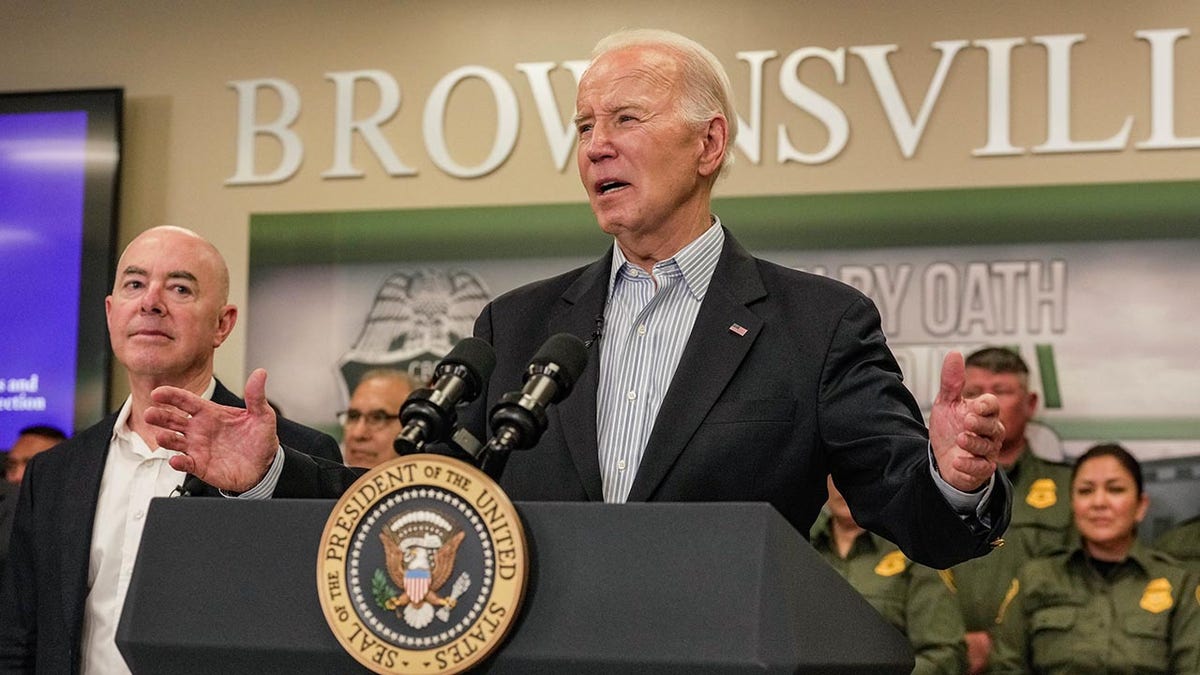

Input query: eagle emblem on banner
[337,268,491,399]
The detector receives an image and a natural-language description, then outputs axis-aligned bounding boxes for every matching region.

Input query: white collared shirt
[80,378,215,675]
[596,220,724,503]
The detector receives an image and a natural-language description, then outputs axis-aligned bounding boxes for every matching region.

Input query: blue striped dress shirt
[597,219,725,503]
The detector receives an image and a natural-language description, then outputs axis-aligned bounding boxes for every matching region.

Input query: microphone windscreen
[438,337,497,395]
[530,333,589,392]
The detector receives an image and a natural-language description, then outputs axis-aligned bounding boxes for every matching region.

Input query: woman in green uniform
[990,443,1200,673]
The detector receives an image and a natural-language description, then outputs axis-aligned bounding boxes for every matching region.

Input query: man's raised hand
[146,368,280,494]
[928,351,1005,492]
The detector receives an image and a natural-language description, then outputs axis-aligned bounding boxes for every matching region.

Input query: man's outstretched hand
[146,369,280,494]
[928,351,1004,492]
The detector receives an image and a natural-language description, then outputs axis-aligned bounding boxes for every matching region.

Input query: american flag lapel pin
[728,323,748,336]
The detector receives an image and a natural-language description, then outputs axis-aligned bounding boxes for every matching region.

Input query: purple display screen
[0,111,89,448]
[0,90,118,450]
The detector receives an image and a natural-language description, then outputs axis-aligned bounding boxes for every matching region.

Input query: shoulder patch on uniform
[1025,478,1058,509]
[995,578,1019,624]
[937,568,957,594]
[874,550,909,577]
[1140,577,1173,614]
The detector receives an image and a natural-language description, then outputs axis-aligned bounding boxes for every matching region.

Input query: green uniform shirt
[990,539,1200,674]
[1154,516,1200,572]
[811,512,966,675]
[947,451,1074,631]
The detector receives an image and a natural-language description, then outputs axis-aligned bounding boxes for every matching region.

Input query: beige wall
[3,0,1198,404]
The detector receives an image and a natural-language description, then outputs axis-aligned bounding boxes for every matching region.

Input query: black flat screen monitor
[0,88,122,449]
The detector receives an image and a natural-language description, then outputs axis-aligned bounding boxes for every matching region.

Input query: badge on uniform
[874,550,909,577]
[1025,478,1058,509]
[1139,577,1174,614]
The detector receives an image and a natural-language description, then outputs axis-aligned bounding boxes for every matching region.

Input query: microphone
[170,474,205,497]
[394,337,497,455]
[484,333,590,457]
[583,313,605,349]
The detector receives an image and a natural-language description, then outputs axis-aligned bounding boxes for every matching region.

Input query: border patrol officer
[990,444,1200,673]
[947,347,1074,673]
[812,477,966,675]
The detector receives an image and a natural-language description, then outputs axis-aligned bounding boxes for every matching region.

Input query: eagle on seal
[379,510,466,629]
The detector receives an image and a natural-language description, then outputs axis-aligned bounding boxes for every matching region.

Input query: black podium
[117,499,913,673]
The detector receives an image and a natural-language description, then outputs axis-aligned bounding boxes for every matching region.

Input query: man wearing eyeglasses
[339,369,421,469]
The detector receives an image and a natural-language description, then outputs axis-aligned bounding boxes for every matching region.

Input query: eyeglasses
[337,409,401,429]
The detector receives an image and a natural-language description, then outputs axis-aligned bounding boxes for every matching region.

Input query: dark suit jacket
[0,481,16,583]
[0,380,340,674]
[270,230,1011,564]
[468,230,1009,568]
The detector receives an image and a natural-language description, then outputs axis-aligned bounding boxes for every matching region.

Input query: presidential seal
[318,454,527,674]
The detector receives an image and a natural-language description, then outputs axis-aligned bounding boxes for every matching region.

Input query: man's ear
[697,115,728,179]
[212,304,238,348]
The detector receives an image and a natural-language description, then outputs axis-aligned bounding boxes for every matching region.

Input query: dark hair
[18,424,68,441]
[965,346,1029,376]
[1071,442,1143,496]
